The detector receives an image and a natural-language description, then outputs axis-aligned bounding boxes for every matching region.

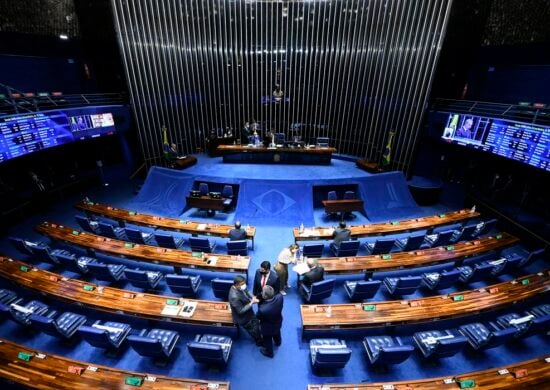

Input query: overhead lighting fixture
[59,34,69,40]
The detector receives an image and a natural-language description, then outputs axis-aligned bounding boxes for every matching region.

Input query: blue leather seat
[457,262,495,284]
[489,254,522,276]
[413,330,468,359]
[125,227,154,245]
[530,304,550,318]
[10,300,49,326]
[451,223,478,242]
[8,237,34,255]
[128,328,179,360]
[75,215,99,233]
[227,240,248,256]
[29,311,87,339]
[343,191,355,200]
[124,268,163,289]
[365,238,396,255]
[510,248,545,268]
[424,230,454,247]
[300,279,335,303]
[496,313,537,338]
[166,274,201,296]
[383,276,422,296]
[87,262,126,282]
[154,233,185,249]
[459,322,517,350]
[395,232,425,251]
[0,289,17,305]
[327,191,337,201]
[211,278,233,300]
[344,280,381,301]
[422,269,461,290]
[55,252,96,274]
[78,320,131,350]
[363,335,414,365]
[222,185,234,208]
[30,245,64,264]
[309,338,352,370]
[198,183,209,196]
[187,334,232,366]
[302,244,324,258]
[475,218,497,236]
[330,240,360,257]
[189,237,216,253]
[98,221,126,240]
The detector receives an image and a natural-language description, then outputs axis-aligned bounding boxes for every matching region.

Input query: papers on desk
[293,262,310,275]
[161,305,181,316]
[179,301,197,318]
[206,256,218,266]
[197,224,207,231]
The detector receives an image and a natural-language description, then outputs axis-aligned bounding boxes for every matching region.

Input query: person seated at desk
[229,221,247,241]
[332,220,351,249]
[164,143,184,160]
[250,130,261,146]
[301,258,325,287]
[253,261,280,298]
[263,130,275,147]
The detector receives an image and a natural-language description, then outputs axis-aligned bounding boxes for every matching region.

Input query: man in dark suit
[229,221,247,241]
[253,261,280,297]
[228,275,263,346]
[332,220,351,249]
[301,258,325,287]
[257,285,284,358]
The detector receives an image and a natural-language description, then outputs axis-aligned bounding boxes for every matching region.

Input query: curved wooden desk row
[0,338,230,390]
[35,221,250,275]
[301,270,550,331]
[0,257,235,329]
[319,233,519,274]
[75,200,256,247]
[293,208,480,241]
[307,355,550,390]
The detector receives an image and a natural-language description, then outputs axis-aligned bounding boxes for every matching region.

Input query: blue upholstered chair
[124,268,163,289]
[302,244,324,258]
[9,300,50,326]
[459,322,517,350]
[395,232,425,252]
[343,191,355,200]
[54,252,96,274]
[98,222,126,240]
[506,247,545,268]
[496,313,538,338]
[489,254,522,276]
[475,218,497,236]
[309,338,352,371]
[87,262,126,282]
[327,191,337,201]
[316,137,329,147]
[29,245,65,265]
[211,278,233,300]
[413,330,468,359]
[363,336,414,365]
[198,183,209,196]
[154,232,185,249]
[421,269,461,291]
[227,240,248,256]
[8,237,35,255]
[383,276,422,296]
[424,230,454,247]
[530,304,550,318]
[457,262,495,284]
[29,311,87,339]
[75,215,99,233]
[187,334,232,366]
[125,227,154,245]
[128,328,179,360]
[300,279,335,303]
[0,289,18,305]
[166,274,201,296]
[221,185,234,209]
[451,223,478,243]
[78,320,131,351]
[330,240,360,257]
[365,238,395,255]
[343,280,381,301]
[189,237,216,253]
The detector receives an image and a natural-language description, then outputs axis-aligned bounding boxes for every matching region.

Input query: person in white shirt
[274,243,299,295]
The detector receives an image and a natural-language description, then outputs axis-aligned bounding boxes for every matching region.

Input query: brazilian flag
[382,131,395,166]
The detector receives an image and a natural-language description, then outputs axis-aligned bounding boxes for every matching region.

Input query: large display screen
[442,113,550,172]
[0,111,115,163]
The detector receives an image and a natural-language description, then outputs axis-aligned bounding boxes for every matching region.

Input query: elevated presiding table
[0,257,235,329]
[301,270,550,333]
[35,222,251,277]
[322,199,364,214]
[217,144,337,165]
[0,338,230,389]
[185,195,227,212]
[294,208,480,241]
[75,200,256,248]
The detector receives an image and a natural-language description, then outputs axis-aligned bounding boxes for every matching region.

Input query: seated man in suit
[332,220,351,249]
[301,258,325,287]
[253,261,280,298]
[229,221,247,241]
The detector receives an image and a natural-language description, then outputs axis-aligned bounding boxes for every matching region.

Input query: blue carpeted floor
[0,156,548,390]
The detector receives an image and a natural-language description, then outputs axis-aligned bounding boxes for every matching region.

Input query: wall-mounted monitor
[442,113,550,172]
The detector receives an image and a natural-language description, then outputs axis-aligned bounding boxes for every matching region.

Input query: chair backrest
[477,219,498,236]
[458,224,478,242]
[483,327,517,349]
[125,228,146,244]
[166,274,194,294]
[124,269,149,283]
[431,230,454,247]
[29,314,60,337]
[54,252,80,273]
[376,345,414,365]
[465,263,494,283]
[78,326,113,348]
[274,133,285,144]
[343,191,355,200]
[8,237,33,255]
[0,289,17,305]
[98,222,118,239]
[87,263,115,280]
[434,269,461,289]
[351,280,381,300]
[128,335,166,358]
[222,185,233,198]
[199,183,209,196]
[154,233,178,249]
[327,191,337,201]
[493,254,522,275]
[189,237,212,253]
[391,276,422,295]
[336,240,360,256]
[227,240,248,256]
[302,244,324,258]
[314,348,352,368]
[29,245,55,263]
[431,336,468,358]
[75,215,95,232]
[187,342,225,364]
[401,233,425,251]
[308,279,335,302]
[316,137,329,147]
[370,238,395,255]
[211,279,233,299]
[520,248,545,267]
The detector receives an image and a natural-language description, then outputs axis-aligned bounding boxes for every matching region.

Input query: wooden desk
[217,145,337,165]
[174,155,197,169]
[356,159,383,173]
[185,195,227,211]
[0,338,230,389]
[301,270,550,332]
[75,200,256,248]
[35,222,251,277]
[317,233,519,275]
[308,355,550,389]
[294,208,481,241]
[0,257,235,329]
[322,199,364,214]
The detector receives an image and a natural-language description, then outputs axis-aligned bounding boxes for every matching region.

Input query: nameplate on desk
[382,254,392,260]
[458,379,476,388]
[521,279,530,285]
[214,303,228,310]
[206,256,218,266]
[446,245,455,251]
[314,306,328,313]
[145,376,157,382]
[123,292,135,299]
[179,219,189,224]
[410,301,422,307]
[179,301,197,318]
[35,353,46,359]
[192,252,203,258]
[19,265,30,272]
[452,295,464,301]
[438,214,446,218]
[128,211,137,216]
[498,369,509,375]
[166,299,179,305]
[513,369,528,378]
[382,385,395,390]
[68,365,84,375]
[48,276,58,282]
[443,378,455,384]
[124,243,135,248]
[72,230,80,235]
[17,352,33,361]
[415,251,424,256]
[489,287,499,294]
[495,234,503,239]
[125,376,143,387]
[391,221,400,225]
[363,304,376,311]
[87,366,98,372]
[83,285,95,292]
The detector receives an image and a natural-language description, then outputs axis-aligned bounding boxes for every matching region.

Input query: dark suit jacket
[302,266,325,287]
[253,270,280,297]
[229,228,247,241]
[257,293,284,335]
[228,286,256,325]
[332,227,351,248]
